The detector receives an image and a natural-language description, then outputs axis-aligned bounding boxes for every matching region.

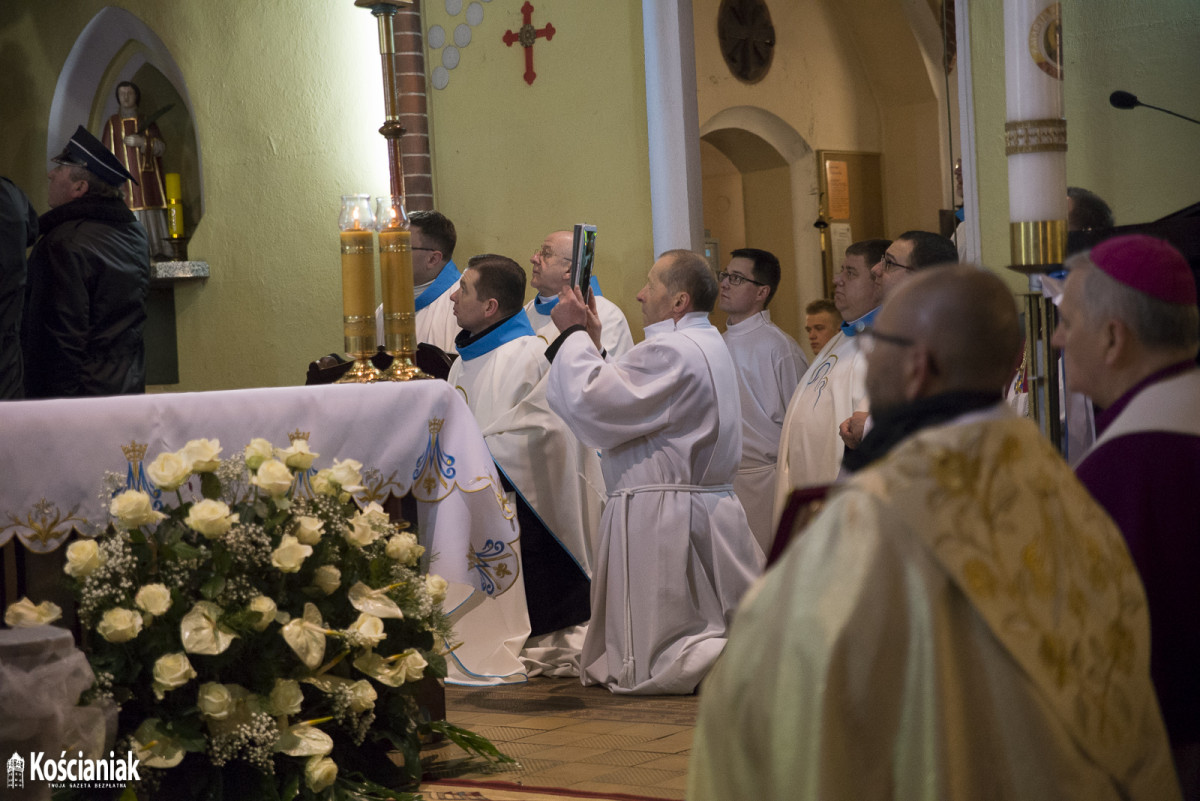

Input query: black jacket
[21,195,150,398]
[0,177,38,399]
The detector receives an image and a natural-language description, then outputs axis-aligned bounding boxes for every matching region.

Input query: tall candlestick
[375,194,427,381]
[336,194,382,383]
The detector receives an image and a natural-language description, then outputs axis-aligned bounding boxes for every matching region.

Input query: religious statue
[101,81,172,260]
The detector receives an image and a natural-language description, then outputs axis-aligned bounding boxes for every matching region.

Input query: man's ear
[483,297,499,319]
[71,178,90,200]
[1104,318,1132,367]
[673,291,691,313]
[904,343,938,401]
[755,285,771,307]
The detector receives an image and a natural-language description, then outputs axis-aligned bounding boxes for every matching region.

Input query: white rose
[294,516,325,545]
[347,680,377,713]
[425,574,449,605]
[134,583,172,617]
[181,438,222,473]
[244,438,275,471]
[345,503,388,548]
[347,612,386,647]
[197,682,235,720]
[397,648,428,682]
[185,499,239,539]
[247,596,277,631]
[329,459,364,493]
[313,565,341,595]
[146,450,192,491]
[277,439,318,471]
[272,534,312,573]
[3,597,62,627]
[311,469,337,497]
[305,755,338,793]
[251,458,294,498]
[63,539,105,578]
[385,531,424,565]
[97,607,143,643]
[109,490,167,528]
[269,679,304,716]
[152,652,196,699]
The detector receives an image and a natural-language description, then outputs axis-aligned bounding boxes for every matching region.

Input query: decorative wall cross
[502,1,555,85]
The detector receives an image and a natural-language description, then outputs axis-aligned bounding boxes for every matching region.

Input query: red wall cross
[502,1,555,85]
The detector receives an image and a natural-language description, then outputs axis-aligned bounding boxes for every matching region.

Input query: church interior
[1,0,1198,799]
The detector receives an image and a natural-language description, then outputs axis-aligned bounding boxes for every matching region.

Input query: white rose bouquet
[39,437,508,801]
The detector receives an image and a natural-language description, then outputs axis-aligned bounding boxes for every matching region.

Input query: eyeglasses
[859,326,915,355]
[411,247,440,253]
[717,271,767,287]
[879,254,913,274]
[536,247,571,262]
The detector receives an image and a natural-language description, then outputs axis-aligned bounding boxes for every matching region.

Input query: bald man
[691,266,1181,801]
[526,230,634,357]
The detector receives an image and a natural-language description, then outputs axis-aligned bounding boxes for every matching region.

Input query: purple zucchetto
[1089,234,1196,306]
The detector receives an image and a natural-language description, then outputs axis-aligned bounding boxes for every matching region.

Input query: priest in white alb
[774,239,888,518]
[546,249,764,695]
[717,247,807,553]
[447,254,604,679]
[526,229,634,357]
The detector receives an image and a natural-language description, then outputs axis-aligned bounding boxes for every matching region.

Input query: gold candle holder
[337,194,383,383]
[375,195,429,381]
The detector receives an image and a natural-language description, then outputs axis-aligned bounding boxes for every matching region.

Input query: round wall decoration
[718,0,776,84]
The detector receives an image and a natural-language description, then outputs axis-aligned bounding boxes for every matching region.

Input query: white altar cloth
[0,382,530,686]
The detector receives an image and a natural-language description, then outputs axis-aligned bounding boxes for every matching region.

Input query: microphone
[1109,90,1200,126]
[1109,90,1139,109]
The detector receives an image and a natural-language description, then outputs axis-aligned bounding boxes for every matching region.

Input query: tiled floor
[419,677,697,799]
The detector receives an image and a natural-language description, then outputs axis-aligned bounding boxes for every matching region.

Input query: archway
[700,107,818,348]
[50,7,203,227]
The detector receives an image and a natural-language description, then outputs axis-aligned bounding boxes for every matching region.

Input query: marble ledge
[151,260,210,281]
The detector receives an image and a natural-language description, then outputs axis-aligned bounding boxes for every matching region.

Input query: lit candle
[340,227,376,320]
[379,227,414,344]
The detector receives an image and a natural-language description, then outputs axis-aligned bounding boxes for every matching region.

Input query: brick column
[395,1,433,211]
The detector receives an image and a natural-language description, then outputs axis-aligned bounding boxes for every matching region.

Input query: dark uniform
[0,177,38,399]
[20,124,150,398]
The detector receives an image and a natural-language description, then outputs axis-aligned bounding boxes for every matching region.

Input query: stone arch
[700,106,819,343]
[49,7,204,220]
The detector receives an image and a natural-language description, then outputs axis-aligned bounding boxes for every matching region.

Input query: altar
[0,381,531,686]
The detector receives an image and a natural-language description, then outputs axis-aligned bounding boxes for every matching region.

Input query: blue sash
[457,310,537,362]
[416,261,461,312]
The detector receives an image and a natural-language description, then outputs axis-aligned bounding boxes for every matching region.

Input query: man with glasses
[870,230,959,297]
[373,209,462,354]
[691,265,1180,801]
[838,230,960,448]
[718,248,808,553]
[525,230,634,358]
[22,125,150,398]
[774,239,889,515]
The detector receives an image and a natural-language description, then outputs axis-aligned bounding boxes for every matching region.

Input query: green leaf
[426,721,515,764]
[200,472,222,500]
[166,540,203,561]
[200,574,226,600]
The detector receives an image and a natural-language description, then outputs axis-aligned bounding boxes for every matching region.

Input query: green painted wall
[1,0,654,392]
[422,0,652,333]
[969,0,1200,281]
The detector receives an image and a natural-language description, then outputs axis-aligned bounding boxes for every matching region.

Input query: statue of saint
[101,81,172,260]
